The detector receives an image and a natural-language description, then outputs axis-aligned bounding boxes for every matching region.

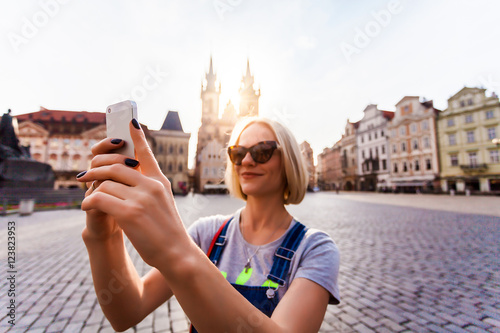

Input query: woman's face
[235,123,285,199]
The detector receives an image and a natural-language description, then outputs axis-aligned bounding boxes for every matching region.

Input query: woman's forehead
[238,123,277,145]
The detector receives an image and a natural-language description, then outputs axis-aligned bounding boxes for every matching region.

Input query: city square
[1,192,499,333]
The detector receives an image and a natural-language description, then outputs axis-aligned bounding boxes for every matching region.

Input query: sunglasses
[227,141,279,165]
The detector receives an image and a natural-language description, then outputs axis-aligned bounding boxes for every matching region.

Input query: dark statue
[0,110,55,188]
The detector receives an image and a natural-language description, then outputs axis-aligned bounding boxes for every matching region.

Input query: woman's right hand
[79,138,140,241]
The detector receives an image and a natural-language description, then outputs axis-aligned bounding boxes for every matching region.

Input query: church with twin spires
[195,57,260,193]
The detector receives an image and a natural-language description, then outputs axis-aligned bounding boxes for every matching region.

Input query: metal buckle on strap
[268,274,287,286]
[215,235,227,246]
[274,247,295,261]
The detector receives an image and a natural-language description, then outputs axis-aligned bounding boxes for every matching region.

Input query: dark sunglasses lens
[228,147,247,165]
[251,143,274,163]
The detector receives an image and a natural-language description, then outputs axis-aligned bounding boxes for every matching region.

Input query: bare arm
[81,138,173,331]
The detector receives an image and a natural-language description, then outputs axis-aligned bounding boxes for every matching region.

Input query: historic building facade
[387,96,440,192]
[152,111,190,194]
[356,105,394,191]
[339,119,359,191]
[437,87,500,193]
[195,57,260,192]
[317,143,342,191]
[16,107,107,188]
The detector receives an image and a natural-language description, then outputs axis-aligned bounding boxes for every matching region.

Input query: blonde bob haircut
[224,117,308,205]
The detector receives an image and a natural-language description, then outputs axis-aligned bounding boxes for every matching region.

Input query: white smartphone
[106,100,138,158]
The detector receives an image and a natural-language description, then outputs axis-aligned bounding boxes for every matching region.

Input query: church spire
[241,58,254,91]
[204,55,217,92]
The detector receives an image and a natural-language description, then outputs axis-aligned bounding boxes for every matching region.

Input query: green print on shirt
[220,269,280,288]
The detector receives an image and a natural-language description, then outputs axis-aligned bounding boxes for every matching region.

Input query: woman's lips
[241,172,263,179]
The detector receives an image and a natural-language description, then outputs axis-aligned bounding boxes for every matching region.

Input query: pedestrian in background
[77,117,340,332]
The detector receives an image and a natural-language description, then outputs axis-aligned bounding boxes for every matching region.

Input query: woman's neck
[240,195,292,245]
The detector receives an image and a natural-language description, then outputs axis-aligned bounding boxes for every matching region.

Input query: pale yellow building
[438,87,500,193]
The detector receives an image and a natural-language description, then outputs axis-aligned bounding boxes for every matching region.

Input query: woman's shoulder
[187,212,236,251]
[296,223,339,257]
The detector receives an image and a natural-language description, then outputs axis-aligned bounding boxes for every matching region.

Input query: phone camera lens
[107,108,111,113]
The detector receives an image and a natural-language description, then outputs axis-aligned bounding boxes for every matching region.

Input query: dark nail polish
[111,138,122,144]
[132,118,141,129]
[125,158,139,168]
[76,171,87,178]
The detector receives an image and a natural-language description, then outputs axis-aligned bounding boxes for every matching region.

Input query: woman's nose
[240,151,255,165]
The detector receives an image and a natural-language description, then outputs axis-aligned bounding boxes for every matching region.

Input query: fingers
[77,163,142,188]
[129,119,162,176]
[90,153,139,169]
[91,138,125,156]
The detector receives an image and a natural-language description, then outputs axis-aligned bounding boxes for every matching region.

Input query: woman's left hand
[78,120,187,267]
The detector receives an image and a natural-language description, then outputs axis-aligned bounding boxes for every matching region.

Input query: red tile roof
[16,107,105,123]
[381,110,395,120]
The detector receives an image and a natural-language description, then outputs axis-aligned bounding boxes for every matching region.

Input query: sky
[1,0,499,167]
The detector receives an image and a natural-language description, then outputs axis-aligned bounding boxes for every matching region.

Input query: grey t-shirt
[188,208,340,304]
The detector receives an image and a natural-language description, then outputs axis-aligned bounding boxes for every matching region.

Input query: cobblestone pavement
[0,192,499,333]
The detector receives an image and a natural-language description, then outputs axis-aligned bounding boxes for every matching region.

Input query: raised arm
[80,138,173,331]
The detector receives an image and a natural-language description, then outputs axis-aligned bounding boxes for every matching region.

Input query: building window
[368,133,371,141]
[411,123,417,133]
[423,136,430,148]
[490,150,499,163]
[381,145,385,154]
[382,159,387,170]
[412,139,419,150]
[178,163,183,172]
[375,131,378,139]
[447,118,455,127]
[487,127,497,141]
[403,162,408,172]
[422,120,429,130]
[401,142,407,152]
[426,159,432,170]
[375,147,378,156]
[74,139,82,147]
[460,100,465,107]
[50,138,59,148]
[486,110,494,119]
[393,163,398,173]
[466,131,475,143]
[468,152,478,166]
[169,145,174,154]
[381,130,384,137]
[168,163,173,172]
[400,126,406,135]
[352,158,355,166]
[392,144,397,153]
[362,150,365,159]
[450,154,458,166]
[465,115,473,123]
[361,136,364,143]
[179,146,184,154]
[391,129,396,137]
[414,159,420,171]
[468,98,473,105]
[448,133,456,146]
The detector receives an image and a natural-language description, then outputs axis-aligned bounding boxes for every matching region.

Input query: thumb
[129,119,162,176]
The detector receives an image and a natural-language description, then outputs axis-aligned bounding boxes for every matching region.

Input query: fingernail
[132,118,141,129]
[125,158,139,168]
[111,138,122,144]
[76,171,87,178]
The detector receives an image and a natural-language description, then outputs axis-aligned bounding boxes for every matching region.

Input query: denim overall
[190,217,307,333]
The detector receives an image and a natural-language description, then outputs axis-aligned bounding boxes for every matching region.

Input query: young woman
[77,117,340,332]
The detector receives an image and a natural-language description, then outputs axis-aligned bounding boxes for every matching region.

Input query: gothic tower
[239,59,260,117]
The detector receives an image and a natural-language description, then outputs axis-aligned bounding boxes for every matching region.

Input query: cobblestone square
[1,192,499,332]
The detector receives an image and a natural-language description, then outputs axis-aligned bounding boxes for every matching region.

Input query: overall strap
[267,221,307,287]
[207,217,233,265]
